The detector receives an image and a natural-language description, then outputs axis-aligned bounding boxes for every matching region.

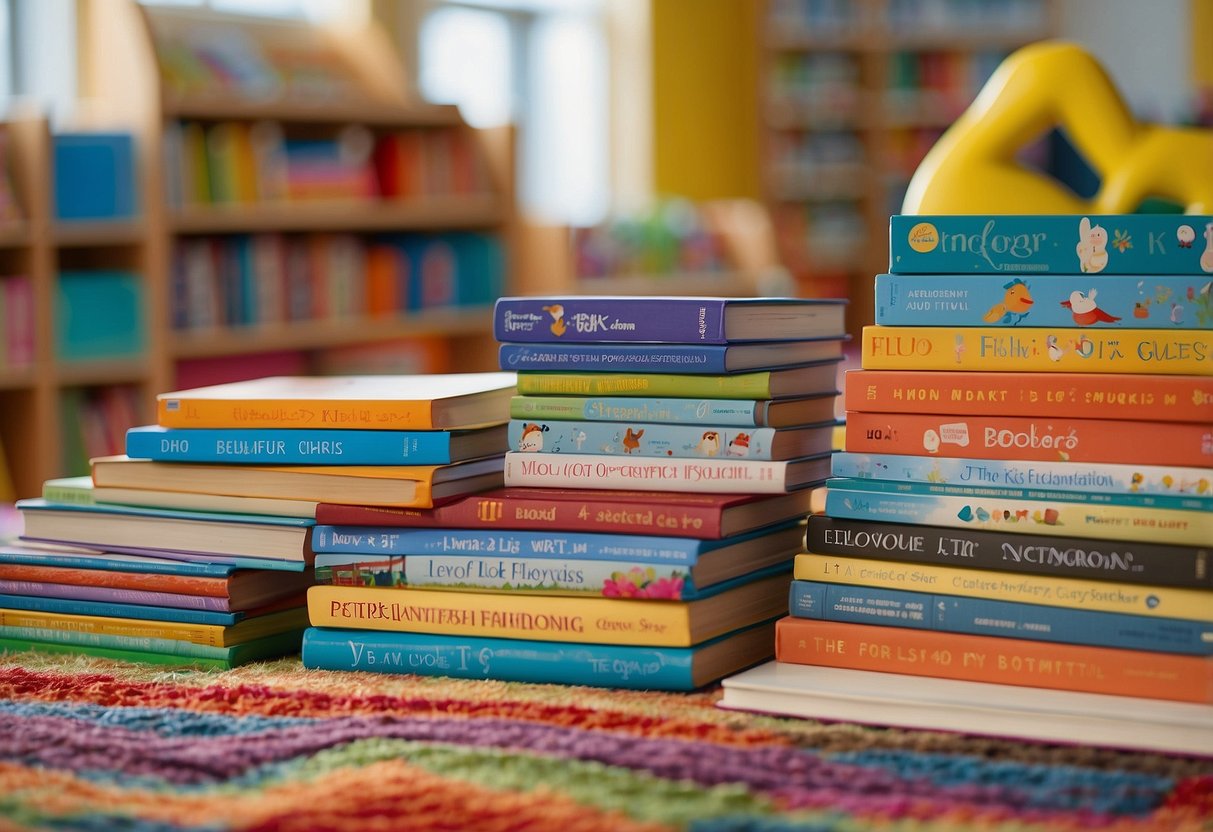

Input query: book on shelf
[42,475,319,519]
[500,340,846,374]
[717,661,1213,757]
[126,424,508,465]
[861,326,1211,374]
[307,569,792,647]
[52,132,137,221]
[806,515,1212,590]
[89,455,505,510]
[843,411,1211,468]
[56,271,146,361]
[3,276,34,368]
[503,452,832,494]
[507,419,837,461]
[156,372,517,431]
[0,629,304,670]
[302,621,777,690]
[774,617,1213,704]
[888,214,1213,275]
[515,362,843,399]
[873,272,1213,328]
[510,393,840,428]
[789,580,1212,656]
[492,296,848,344]
[314,488,815,539]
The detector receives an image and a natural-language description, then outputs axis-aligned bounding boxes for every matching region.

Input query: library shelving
[759,0,1056,334]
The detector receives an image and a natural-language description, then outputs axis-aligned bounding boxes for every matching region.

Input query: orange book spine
[0,565,228,597]
[844,370,1213,423]
[366,246,400,317]
[156,399,437,429]
[775,617,1213,704]
[843,411,1213,467]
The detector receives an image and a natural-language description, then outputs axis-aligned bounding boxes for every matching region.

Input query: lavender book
[493,296,848,344]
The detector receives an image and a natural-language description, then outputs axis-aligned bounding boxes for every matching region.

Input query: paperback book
[514,362,842,399]
[0,601,308,645]
[41,476,319,518]
[500,340,846,374]
[0,627,304,667]
[509,394,839,428]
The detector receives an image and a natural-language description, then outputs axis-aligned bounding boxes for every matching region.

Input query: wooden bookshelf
[168,196,506,234]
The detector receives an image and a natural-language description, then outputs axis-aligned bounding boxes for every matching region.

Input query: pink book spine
[5,276,33,367]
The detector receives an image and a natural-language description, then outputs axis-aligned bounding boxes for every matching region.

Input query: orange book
[775,617,1213,704]
[844,411,1212,467]
[845,370,1213,423]
[365,244,400,317]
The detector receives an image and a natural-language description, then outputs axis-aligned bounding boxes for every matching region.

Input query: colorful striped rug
[0,653,1210,831]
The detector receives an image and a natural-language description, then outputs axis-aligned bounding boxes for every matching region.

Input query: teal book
[56,271,146,360]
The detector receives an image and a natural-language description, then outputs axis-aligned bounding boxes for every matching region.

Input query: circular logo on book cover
[907,222,939,253]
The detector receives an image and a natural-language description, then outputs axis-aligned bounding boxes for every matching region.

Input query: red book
[316,487,814,539]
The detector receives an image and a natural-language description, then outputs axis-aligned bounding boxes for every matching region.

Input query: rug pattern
[0,654,1210,831]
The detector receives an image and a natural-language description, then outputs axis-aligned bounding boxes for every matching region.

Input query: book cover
[861,326,1211,374]
[503,452,832,494]
[492,296,847,344]
[0,543,240,577]
[844,370,1213,423]
[155,372,517,430]
[806,515,1212,589]
[125,424,506,465]
[510,393,839,428]
[302,622,777,690]
[0,580,236,611]
[794,553,1212,622]
[843,411,1212,468]
[822,486,1210,547]
[888,215,1213,275]
[0,625,303,664]
[775,617,1213,704]
[315,489,814,540]
[514,362,842,399]
[873,273,1213,328]
[789,580,1213,655]
[501,341,845,375]
[307,570,792,647]
[506,419,836,461]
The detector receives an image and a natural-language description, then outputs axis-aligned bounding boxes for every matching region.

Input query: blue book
[56,271,146,360]
[874,273,1213,328]
[125,424,507,465]
[506,418,836,461]
[493,296,848,344]
[510,393,839,427]
[499,339,846,374]
[53,132,137,220]
[0,593,247,626]
[890,214,1213,275]
[0,544,240,577]
[789,581,1213,656]
[301,621,778,690]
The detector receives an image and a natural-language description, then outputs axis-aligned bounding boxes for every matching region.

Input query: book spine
[507,419,783,460]
[515,371,774,399]
[0,580,229,611]
[494,298,727,343]
[0,624,232,658]
[843,411,1212,468]
[500,344,729,374]
[888,214,1213,275]
[795,553,1213,622]
[0,564,229,596]
[125,427,455,465]
[0,592,237,626]
[843,370,1213,422]
[40,482,97,505]
[806,515,1212,589]
[510,395,764,426]
[822,487,1211,547]
[301,627,700,689]
[861,326,1212,375]
[830,452,1210,500]
[775,617,1213,704]
[789,580,1213,655]
[873,273,1213,328]
[308,584,701,646]
[503,452,795,494]
[0,608,224,646]
[156,399,437,430]
[0,636,229,669]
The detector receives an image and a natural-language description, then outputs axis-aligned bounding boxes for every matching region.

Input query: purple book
[493,296,848,344]
[0,579,233,611]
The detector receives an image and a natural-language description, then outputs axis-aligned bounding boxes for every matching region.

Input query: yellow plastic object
[903,41,1213,215]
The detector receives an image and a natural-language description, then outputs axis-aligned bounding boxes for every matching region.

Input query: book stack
[721,214,1213,755]
[3,372,515,669]
[302,295,849,690]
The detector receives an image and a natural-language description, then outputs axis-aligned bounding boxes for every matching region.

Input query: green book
[0,628,304,669]
[515,361,841,400]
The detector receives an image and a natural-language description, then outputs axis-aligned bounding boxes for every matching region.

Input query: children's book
[501,341,845,375]
[510,393,839,428]
[0,629,304,670]
[493,296,848,344]
[42,475,319,519]
[0,602,308,646]
[515,362,842,398]
[155,372,517,430]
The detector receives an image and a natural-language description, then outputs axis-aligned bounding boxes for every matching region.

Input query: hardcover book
[42,475,319,519]
[492,296,847,344]
[155,372,517,430]
[500,340,846,374]
[888,214,1213,275]
[514,362,842,399]
[873,273,1213,328]
[0,630,304,670]
[509,394,840,428]
[0,604,308,647]
[314,488,815,539]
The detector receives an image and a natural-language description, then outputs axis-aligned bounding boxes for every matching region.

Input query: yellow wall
[651,0,760,200]
[1195,0,1213,86]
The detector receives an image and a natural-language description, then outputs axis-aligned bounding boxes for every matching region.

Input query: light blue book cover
[301,622,777,690]
[874,273,1213,328]
[506,419,833,460]
[0,545,239,577]
[0,593,244,626]
[890,214,1213,275]
[831,453,1212,501]
[16,498,316,528]
[789,581,1213,656]
[511,395,788,426]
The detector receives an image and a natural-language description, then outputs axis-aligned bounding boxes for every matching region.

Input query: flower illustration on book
[602,567,685,599]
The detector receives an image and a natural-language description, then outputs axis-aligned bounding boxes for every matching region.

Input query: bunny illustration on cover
[1077,218,1109,274]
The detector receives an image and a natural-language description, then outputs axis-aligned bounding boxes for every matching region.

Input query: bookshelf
[758,0,1057,334]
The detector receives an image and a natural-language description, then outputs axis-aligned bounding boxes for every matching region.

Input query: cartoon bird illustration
[1046,334,1063,361]
[1061,288,1121,325]
[982,278,1034,325]
[726,433,751,457]
[542,304,567,337]
[622,427,644,454]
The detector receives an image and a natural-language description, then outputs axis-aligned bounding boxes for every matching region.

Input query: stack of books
[721,214,1213,755]
[3,372,515,669]
[301,295,849,689]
